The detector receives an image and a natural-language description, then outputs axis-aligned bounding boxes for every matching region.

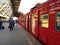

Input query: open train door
[31,13,39,38]
[31,14,35,35]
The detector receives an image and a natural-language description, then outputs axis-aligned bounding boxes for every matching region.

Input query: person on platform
[0,19,3,29]
[8,17,15,31]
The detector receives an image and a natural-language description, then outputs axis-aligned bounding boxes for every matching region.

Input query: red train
[18,0,60,45]
[18,15,26,28]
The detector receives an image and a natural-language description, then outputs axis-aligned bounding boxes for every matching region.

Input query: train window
[56,12,60,30]
[40,14,49,28]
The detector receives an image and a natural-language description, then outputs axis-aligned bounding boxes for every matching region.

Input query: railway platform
[0,22,43,45]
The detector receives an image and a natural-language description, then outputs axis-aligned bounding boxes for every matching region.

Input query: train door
[31,13,39,38]
[39,14,49,44]
[31,14,35,35]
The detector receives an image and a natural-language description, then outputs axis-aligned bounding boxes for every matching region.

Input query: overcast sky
[18,0,47,14]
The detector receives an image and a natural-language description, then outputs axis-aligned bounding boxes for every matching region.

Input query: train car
[27,0,60,45]
[18,15,26,28]
[18,0,60,45]
[38,0,60,45]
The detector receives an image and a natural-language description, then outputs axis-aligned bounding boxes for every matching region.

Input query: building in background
[0,0,13,20]
[11,0,21,17]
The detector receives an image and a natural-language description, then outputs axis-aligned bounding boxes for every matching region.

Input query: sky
[18,0,48,14]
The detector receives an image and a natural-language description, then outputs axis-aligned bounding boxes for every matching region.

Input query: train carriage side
[38,0,60,45]
[47,0,60,45]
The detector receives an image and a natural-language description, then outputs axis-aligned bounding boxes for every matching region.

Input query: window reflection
[56,12,60,30]
[40,14,49,28]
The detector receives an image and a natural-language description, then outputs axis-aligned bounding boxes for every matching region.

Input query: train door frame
[31,14,36,35]
[38,10,40,38]
[29,13,31,33]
